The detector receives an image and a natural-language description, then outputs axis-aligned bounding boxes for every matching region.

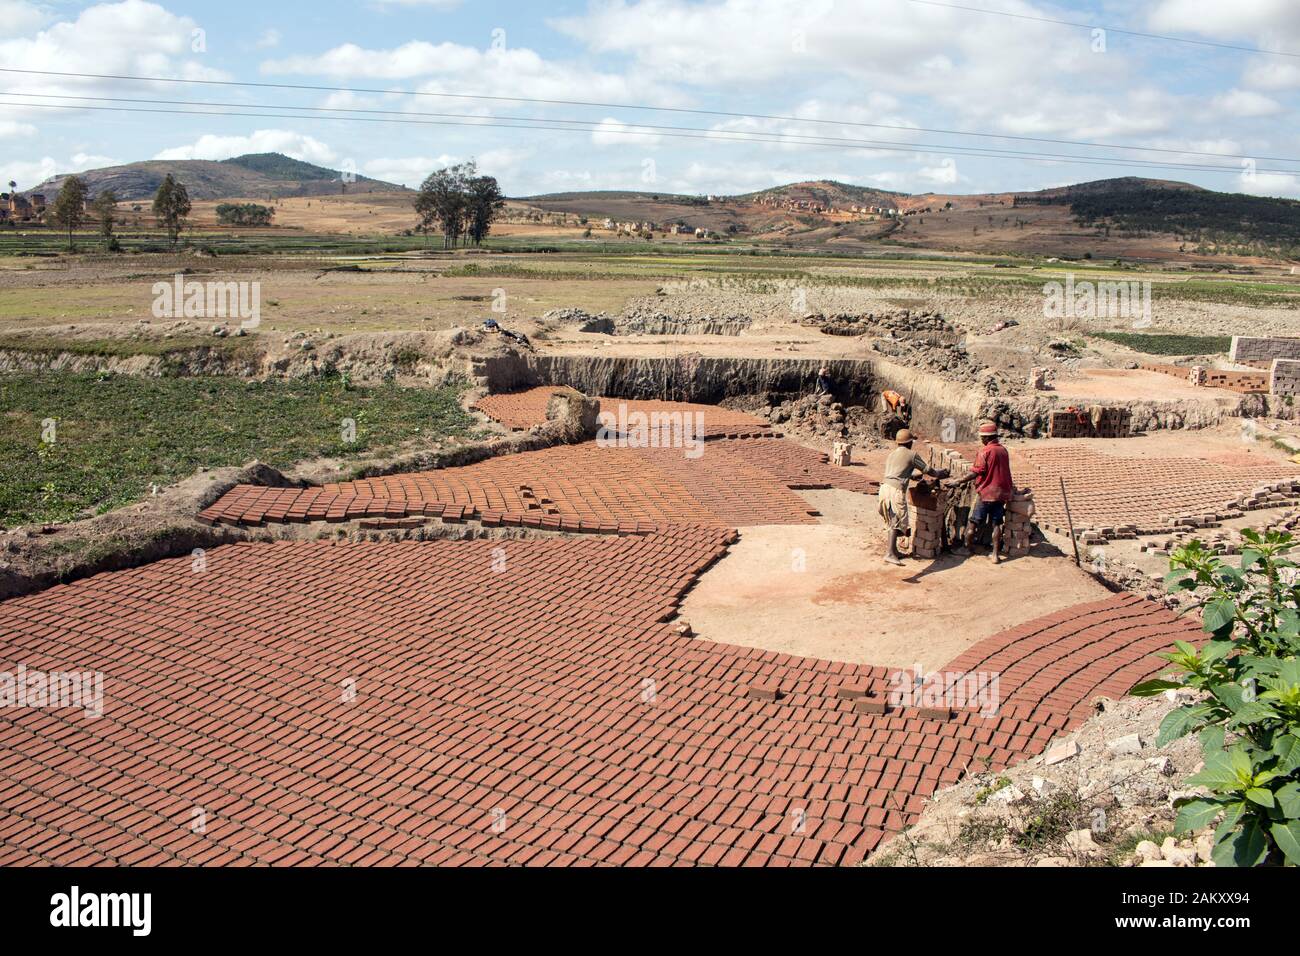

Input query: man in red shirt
[948,420,1015,563]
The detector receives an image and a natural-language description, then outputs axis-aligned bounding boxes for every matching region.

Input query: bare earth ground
[681,488,1109,671]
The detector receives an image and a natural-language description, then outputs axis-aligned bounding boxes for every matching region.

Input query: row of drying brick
[0,532,1191,867]
[1007,445,1300,542]
[200,437,879,532]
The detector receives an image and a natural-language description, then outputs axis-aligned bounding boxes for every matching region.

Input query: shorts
[878,483,910,533]
[969,499,1006,526]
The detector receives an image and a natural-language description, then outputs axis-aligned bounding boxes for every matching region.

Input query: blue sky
[3,0,1299,198]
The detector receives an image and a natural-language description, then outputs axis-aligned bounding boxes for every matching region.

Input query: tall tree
[50,176,88,251]
[414,162,475,249]
[91,189,119,246]
[152,174,192,249]
[465,174,505,246]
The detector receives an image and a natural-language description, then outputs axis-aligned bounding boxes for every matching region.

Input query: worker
[482,317,500,333]
[815,365,834,394]
[946,420,1015,564]
[880,388,910,421]
[878,428,949,566]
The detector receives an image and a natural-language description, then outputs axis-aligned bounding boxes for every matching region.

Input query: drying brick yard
[4,5,1300,906]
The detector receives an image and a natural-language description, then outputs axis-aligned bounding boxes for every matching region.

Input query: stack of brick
[1201,369,1268,392]
[1231,335,1300,366]
[1270,358,1300,397]
[1139,361,1268,393]
[1047,407,1132,438]
[906,446,1034,560]
[1005,490,1034,557]
[909,480,947,559]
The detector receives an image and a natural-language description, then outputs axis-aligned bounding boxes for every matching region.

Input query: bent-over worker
[880,388,910,421]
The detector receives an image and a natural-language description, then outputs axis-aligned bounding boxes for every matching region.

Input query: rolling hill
[26,153,406,201]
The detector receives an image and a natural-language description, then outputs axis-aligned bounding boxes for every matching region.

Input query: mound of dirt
[867,691,1217,868]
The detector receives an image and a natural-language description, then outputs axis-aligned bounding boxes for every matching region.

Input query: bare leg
[885,530,904,565]
[991,523,1003,563]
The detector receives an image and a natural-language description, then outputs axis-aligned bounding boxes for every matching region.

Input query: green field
[0,373,474,527]
[1089,331,1233,355]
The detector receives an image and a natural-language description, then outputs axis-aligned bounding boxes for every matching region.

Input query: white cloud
[591,118,662,147]
[2,151,121,190]
[261,39,678,107]
[0,119,37,137]
[1209,89,1282,117]
[1148,0,1300,46]
[363,147,531,188]
[154,130,338,164]
[0,0,227,120]
[1239,170,1300,198]
[0,0,49,38]
[255,29,281,50]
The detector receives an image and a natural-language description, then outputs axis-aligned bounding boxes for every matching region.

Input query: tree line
[38,159,505,252]
[215,202,276,226]
[42,172,192,251]
[413,161,505,248]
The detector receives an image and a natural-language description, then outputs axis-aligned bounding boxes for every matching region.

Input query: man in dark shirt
[947,420,1015,563]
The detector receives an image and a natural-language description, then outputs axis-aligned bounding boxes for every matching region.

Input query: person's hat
[978,420,999,437]
[895,428,913,444]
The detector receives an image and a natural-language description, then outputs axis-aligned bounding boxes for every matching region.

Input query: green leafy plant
[1131,530,1300,866]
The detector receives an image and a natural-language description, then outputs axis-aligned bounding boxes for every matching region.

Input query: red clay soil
[199,437,880,531]
[1010,445,1300,536]
[0,527,1195,866]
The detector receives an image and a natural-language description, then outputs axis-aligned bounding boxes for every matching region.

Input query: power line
[8,90,1293,175]
[6,98,1294,178]
[905,0,1300,58]
[0,66,1291,164]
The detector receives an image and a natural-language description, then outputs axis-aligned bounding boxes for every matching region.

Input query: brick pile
[1137,362,1268,394]
[1047,407,1132,438]
[1230,335,1300,366]
[0,532,1197,866]
[1009,445,1300,542]
[1269,358,1300,397]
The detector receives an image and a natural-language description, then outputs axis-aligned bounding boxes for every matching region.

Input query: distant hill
[1014,177,1300,255]
[26,153,406,201]
[737,179,909,209]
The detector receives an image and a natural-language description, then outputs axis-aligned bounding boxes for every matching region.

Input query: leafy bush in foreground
[1132,530,1300,866]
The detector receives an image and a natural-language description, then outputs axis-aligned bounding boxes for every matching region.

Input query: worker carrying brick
[878,428,949,566]
[946,420,1015,564]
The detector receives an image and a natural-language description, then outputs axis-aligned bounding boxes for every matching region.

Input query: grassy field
[1089,331,1233,355]
[0,373,474,527]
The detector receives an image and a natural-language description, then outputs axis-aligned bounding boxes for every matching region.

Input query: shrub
[1131,529,1300,866]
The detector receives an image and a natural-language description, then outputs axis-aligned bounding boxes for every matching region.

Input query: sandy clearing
[680,488,1110,671]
